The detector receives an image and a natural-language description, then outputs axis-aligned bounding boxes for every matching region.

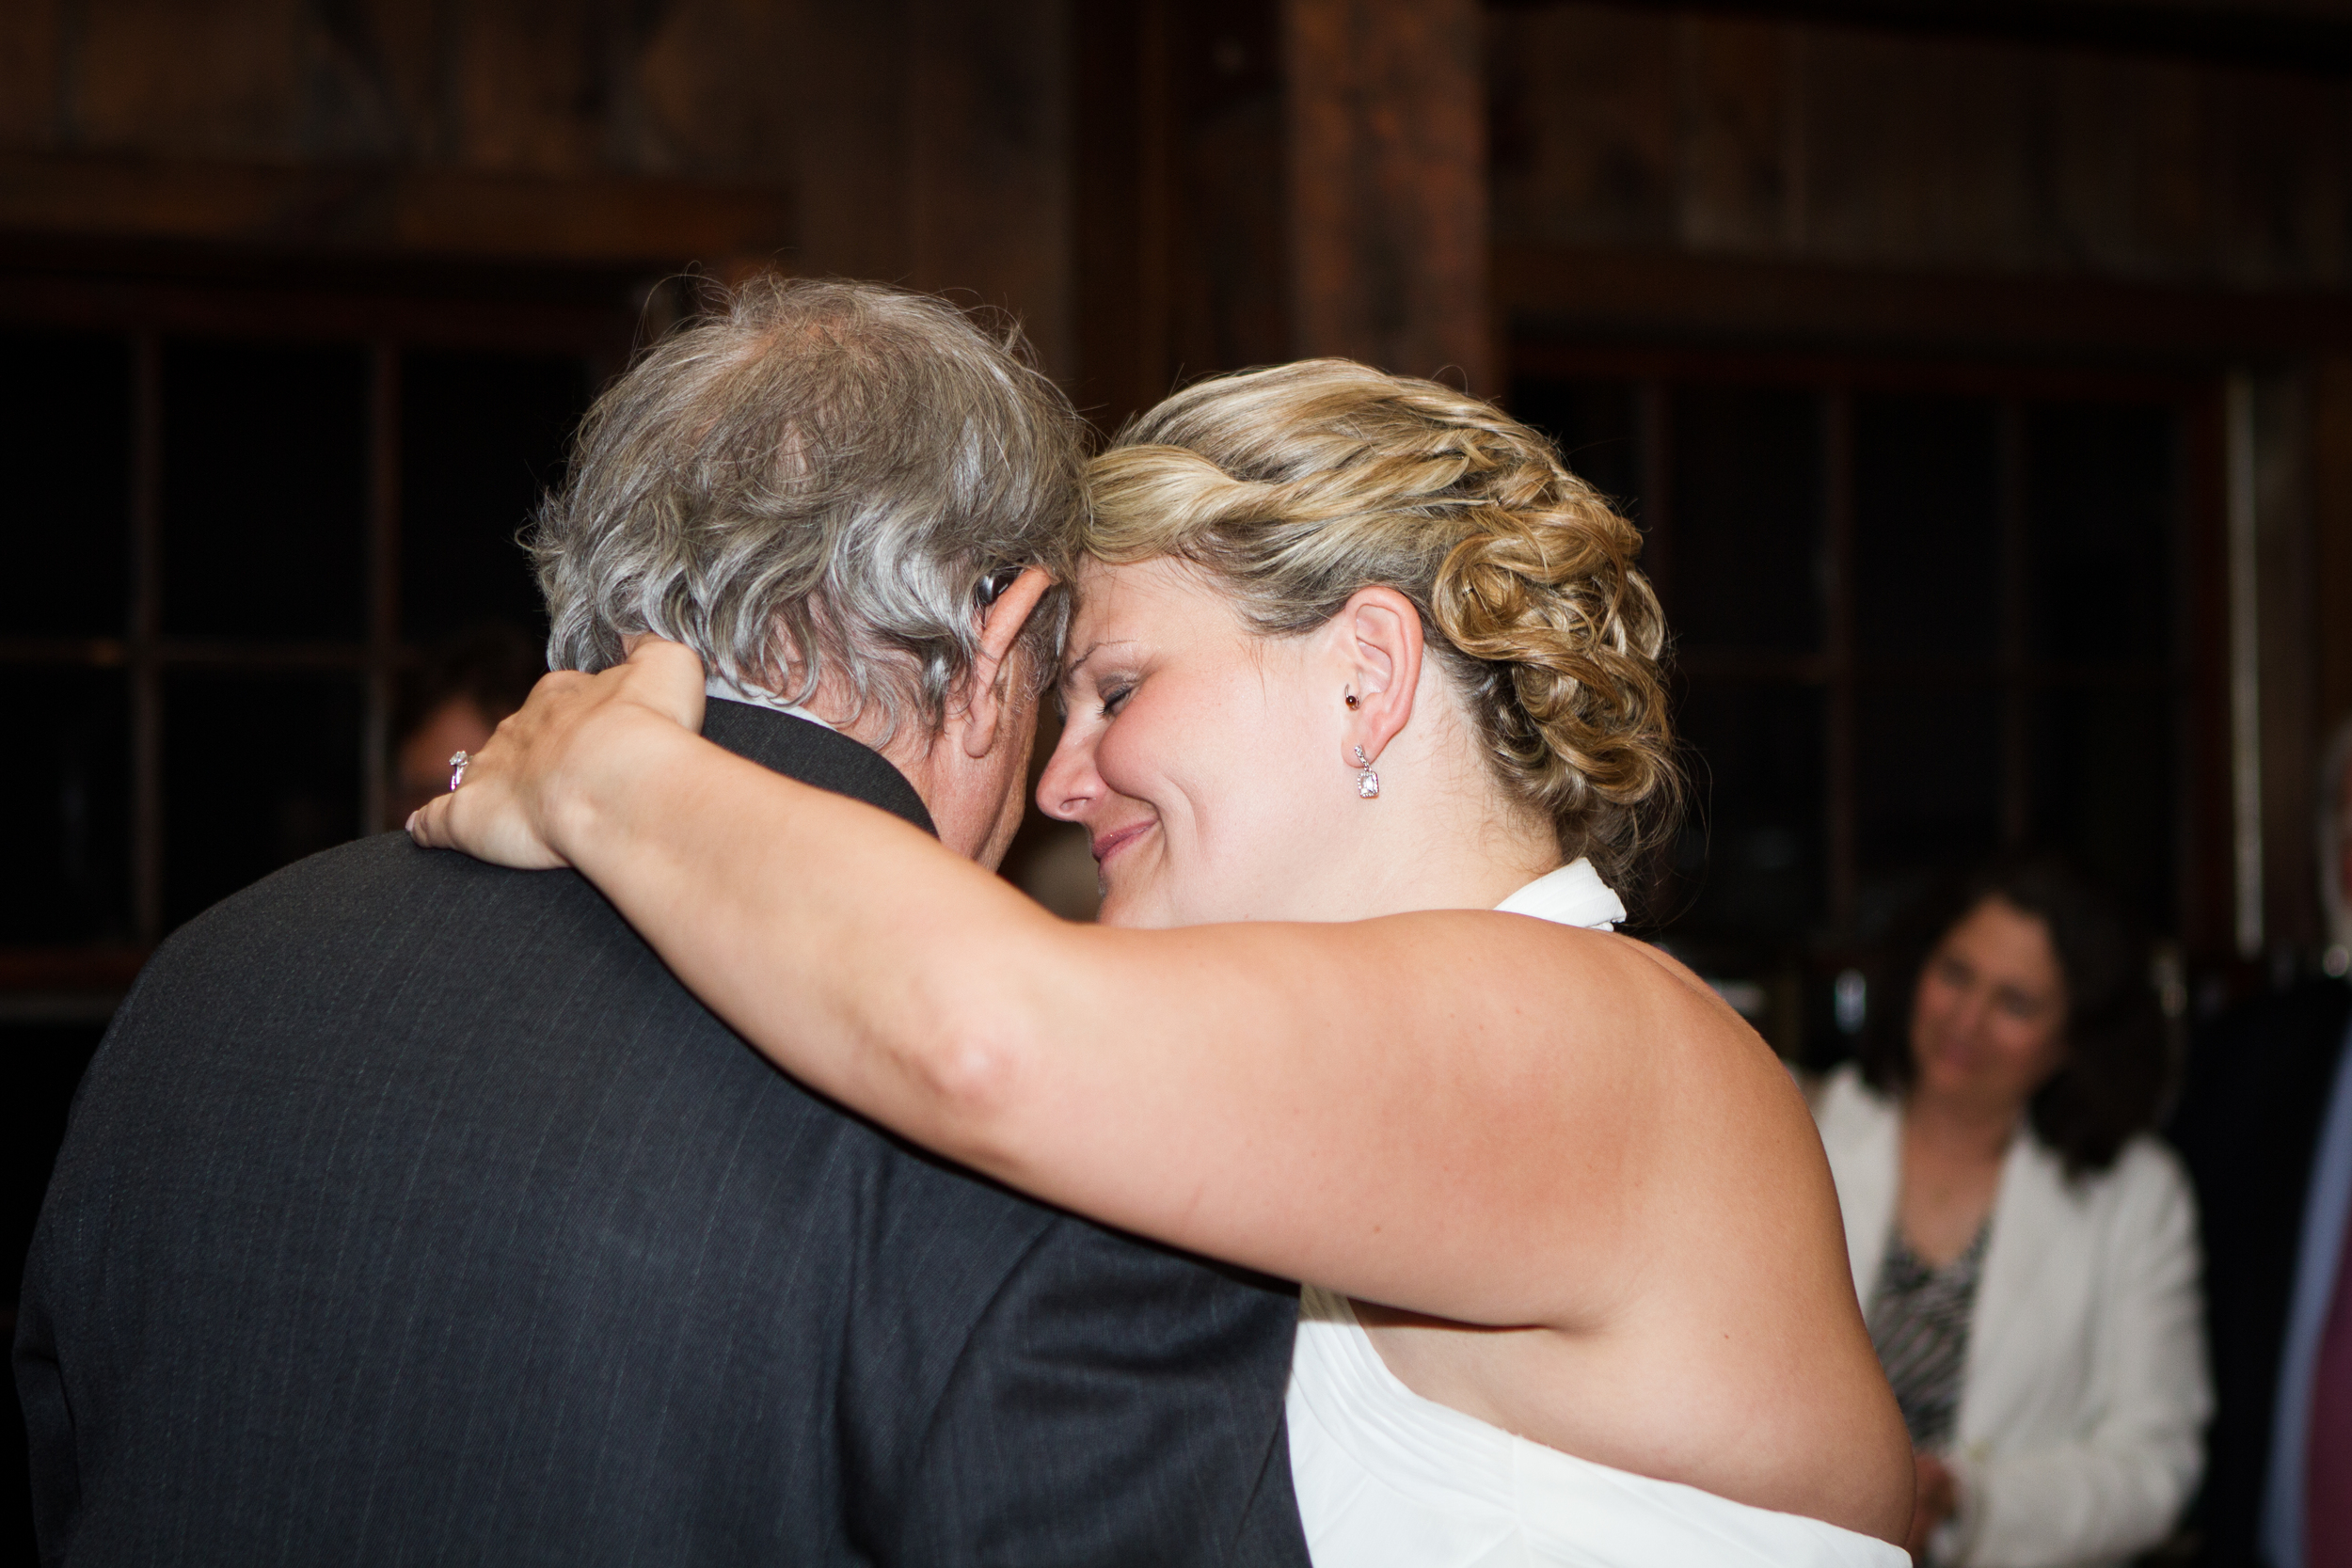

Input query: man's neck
[704,670,995,863]
[705,672,836,731]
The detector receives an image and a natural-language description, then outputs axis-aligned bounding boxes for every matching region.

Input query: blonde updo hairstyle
[1087,358,1680,897]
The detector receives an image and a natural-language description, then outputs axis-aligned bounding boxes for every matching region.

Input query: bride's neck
[1326,728,1565,918]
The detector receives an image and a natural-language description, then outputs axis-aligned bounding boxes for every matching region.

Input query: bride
[414,358,1913,1563]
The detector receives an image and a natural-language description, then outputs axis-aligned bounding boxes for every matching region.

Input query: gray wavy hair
[534,276,1087,736]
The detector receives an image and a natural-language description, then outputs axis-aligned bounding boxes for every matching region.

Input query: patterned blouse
[1867,1222,1992,1449]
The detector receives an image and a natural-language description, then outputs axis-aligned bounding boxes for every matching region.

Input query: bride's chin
[1093,882,1169,930]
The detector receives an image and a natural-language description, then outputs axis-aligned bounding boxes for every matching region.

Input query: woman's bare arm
[413,643,1797,1329]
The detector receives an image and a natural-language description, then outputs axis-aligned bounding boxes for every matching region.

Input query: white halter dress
[1283,860,1907,1568]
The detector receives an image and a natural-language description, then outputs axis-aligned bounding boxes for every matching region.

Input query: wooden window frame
[1508,341,2231,962]
[0,247,646,1007]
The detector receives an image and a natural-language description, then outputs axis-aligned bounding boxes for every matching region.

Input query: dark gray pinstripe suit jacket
[15,700,1307,1568]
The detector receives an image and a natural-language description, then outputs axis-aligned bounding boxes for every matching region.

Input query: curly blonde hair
[1088,359,1680,897]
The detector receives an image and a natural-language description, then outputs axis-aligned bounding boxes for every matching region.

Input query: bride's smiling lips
[1089,820,1155,865]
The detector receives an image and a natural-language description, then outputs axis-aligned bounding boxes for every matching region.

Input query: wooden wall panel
[342,0,445,160]
[907,0,1073,380]
[1073,0,1291,429]
[1489,5,1675,248]
[2208,68,2346,287]
[0,151,796,263]
[637,0,803,182]
[1288,0,1489,388]
[1801,30,2038,273]
[1674,16,1791,255]
[0,0,812,268]
[448,0,610,177]
[6,3,817,189]
[0,0,63,147]
[793,0,1073,379]
[1494,3,2352,293]
[793,0,910,282]
[1166,0,1289,382]
[75,0,308,159]
[0,0,1084,372]
[2041,55,2207,279]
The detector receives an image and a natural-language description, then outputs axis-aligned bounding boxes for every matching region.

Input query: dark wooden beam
[1499,242,2352,363]
[1288,0,1492,388]
[0,236,644,354]
[1486,0,2352,77]
[0,152,795,269]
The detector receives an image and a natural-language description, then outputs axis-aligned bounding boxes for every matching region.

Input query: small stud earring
[1353,746,1380,800]
[1344,689,1359,709]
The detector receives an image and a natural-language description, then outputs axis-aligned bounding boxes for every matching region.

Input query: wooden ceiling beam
[0,152,796,271]
[1486,0,2352,77]
[1498,241,2352,363]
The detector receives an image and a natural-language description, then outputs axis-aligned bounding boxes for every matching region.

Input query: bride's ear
[1335,586,1423,768]
[959,567,1055,758]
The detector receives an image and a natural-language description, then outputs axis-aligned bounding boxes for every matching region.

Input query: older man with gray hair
[16,278,1311,1568]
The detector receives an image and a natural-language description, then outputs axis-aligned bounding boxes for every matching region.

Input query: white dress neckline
[1281,858,1907,1567]
[1492,859,1626,930]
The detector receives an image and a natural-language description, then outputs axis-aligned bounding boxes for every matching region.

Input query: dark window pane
[163,672,362,927]
[1511,378,1641,512]
[162,341,367,641]
[2026,404,2174,666]
[1854,682,2003,937]
[401,350,593,643]
[1853,395,1999,661]
[0,667,130,942]
[1669,387,1823,652]
[2030,684,2176,933]
[0,332,132,637]
[1665,680,1826,950]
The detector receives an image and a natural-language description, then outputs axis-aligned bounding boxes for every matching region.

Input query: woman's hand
[408,637,707,869]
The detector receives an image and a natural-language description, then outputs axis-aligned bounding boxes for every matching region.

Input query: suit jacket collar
[698,697,936,837]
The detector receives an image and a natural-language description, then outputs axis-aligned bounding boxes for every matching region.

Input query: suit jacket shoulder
[16,703,1307,1568]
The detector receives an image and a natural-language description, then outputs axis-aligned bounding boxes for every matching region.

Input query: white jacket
[1811,1066,2211,1568]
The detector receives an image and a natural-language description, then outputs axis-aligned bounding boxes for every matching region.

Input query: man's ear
[1334,585,1423,768]
[959,567,1054,759]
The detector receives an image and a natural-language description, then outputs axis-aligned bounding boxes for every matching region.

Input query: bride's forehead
[1069,557,1214,626]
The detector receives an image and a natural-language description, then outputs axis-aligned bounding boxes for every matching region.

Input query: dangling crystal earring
[1353,746,1380,800]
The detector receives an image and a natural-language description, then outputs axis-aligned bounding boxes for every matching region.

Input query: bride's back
[1044,361,1912,1541]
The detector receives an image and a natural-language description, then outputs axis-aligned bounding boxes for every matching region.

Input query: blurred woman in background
[1813,855,2209,1566]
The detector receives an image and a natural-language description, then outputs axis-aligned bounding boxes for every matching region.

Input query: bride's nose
[1037,723,1101,822]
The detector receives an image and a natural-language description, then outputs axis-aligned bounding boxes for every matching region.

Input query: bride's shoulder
[1609,934,1759,1019]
